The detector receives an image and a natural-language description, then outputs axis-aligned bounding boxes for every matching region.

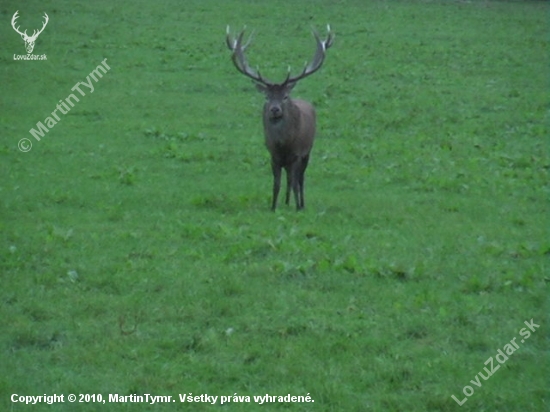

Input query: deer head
[12,11,49,54]
[226,25,334,121]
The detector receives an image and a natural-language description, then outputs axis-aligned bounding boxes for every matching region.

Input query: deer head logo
[11,11,49,54]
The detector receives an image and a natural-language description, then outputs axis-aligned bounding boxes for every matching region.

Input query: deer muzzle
[269,105,283,120]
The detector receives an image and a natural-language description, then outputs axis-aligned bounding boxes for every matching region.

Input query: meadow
[0,0,548,411]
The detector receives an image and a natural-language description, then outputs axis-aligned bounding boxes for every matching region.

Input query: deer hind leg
[271,161,282,211]
[297,155,310,210]
[287,159,303,210]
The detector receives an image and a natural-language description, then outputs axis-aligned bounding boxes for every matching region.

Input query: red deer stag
[226,26,333,210]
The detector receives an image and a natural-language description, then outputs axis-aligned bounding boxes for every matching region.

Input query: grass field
[1,0,549,410]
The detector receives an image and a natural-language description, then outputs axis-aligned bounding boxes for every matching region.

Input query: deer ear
[286,81,297,92]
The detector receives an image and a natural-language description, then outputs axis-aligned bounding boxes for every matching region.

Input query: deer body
[263,98,315,156]
[262,97,316,210]
[227,26,333,210]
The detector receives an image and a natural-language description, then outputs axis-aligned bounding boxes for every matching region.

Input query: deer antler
[226,26,272,86]
[285,25,334,85]
[29,12,49,40]
[11,11,26,37]
[11,11,49,40]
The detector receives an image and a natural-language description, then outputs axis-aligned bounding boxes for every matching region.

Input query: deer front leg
[271,161,282,211]
[284,166,292,206]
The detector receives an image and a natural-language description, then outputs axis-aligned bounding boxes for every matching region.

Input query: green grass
[1,0,548,411]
